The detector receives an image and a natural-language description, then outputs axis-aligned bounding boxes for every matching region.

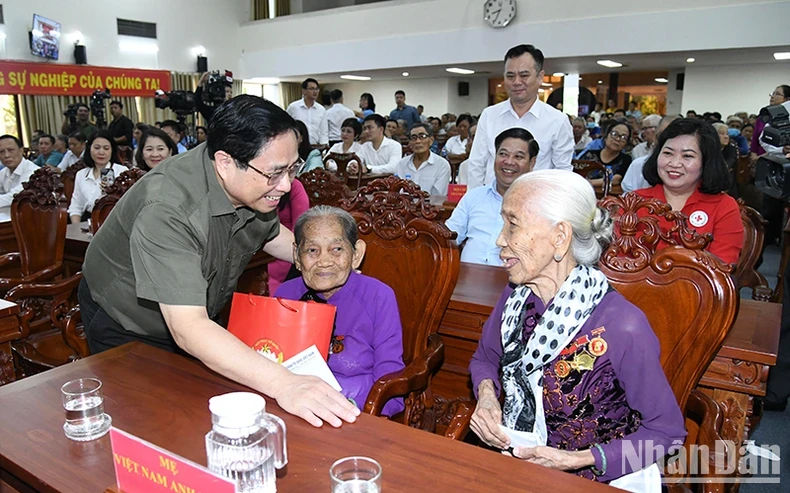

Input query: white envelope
[283,345,342,392]
[499,424,542,449]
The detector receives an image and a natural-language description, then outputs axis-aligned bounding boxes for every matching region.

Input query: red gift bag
[227,293,337,362]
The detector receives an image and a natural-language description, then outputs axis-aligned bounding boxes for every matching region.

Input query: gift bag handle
[244,294,299,313]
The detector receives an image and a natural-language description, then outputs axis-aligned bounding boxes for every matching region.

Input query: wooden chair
[599,193,739,491]
[7,272,84,378]
[297,168,352,208]
[733,199,771,301]
[323,152,362,189]
[572,159,612,197]
[60,159,87,206]
[0,167,67,295]
[90,168,147,234]
[340,176,468,438]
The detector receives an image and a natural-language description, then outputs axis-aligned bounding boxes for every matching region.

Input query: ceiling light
[340,75,371,81]
[497,84,502,88]
[654,77,669,83]
[597,80,603,84]
[248,77,280,85]
[597,60,623,68]
[541,82,553,87]
[774,52,790,60]
[446,67,475,75]
[191,45,206,57]
[552,72,565,77]
[402,72,409,77]
[686,57,695,63]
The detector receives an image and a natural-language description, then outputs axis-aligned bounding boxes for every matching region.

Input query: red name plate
[110,427,235,493]
[446,184,467,204]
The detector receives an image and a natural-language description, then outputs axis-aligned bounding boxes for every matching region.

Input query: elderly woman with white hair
[630,114,661,160]
[469,170,685,491]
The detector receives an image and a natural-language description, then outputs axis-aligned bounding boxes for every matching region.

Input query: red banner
[0,60,171,97]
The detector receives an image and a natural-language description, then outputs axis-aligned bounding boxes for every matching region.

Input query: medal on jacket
[330,335,345,354]
[588,327,608,357]
[554,360,572,378]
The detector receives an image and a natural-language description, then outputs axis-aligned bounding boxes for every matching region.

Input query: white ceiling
[270,46,790,84]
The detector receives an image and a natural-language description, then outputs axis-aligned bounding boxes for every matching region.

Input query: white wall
[0,0,246,73]
[666,70,684,116]
[446,78,488,117]
[682,63,790,117]
[239,0,790,79]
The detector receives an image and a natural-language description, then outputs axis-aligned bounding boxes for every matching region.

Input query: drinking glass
[61,377,112,441]
[330,456,381,493]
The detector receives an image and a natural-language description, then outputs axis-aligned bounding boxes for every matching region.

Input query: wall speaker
[676,73,685,91]
[74,45,87,65]
[197,56,208,73]
[458,81,470,97]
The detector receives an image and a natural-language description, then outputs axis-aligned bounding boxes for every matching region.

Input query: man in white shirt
[621,114,679,193]
[286,78,328,146]
[353,114,403,175]
[467,44,574,188]
[396,123,451,196]
[417,105,427,123]
[572,117,592,153]
[446,127,538,265]
[0,134,39,221]
[325,89,355,145]
[58,131,87,170]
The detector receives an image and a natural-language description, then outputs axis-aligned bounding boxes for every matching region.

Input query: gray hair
[510,170,613,265]
[712,122,728,133]
[293,205,359,249]
[572,117,586,126]
[641,114,662,128]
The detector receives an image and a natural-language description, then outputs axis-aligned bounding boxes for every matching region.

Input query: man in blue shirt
[389,90,420,131]
[445,127,539,266]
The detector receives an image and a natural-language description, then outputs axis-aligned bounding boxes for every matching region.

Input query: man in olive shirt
[79,95,359,428]
[61,103,98,139]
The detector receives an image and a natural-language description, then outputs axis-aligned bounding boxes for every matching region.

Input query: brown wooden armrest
[363,334,444,416]
[62,305,89,358]
[443,399,474,440]
[5,271,82,302]
[752,286,773,302]
[0,262,64,291]
[0,252,21,269]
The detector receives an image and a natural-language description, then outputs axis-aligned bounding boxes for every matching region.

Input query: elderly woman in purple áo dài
[469,170,686,492]
[275,206,405,417]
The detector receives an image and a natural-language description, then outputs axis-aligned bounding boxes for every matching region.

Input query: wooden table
[0,299,20,387]
[0,342,616,493]
[434,262,781,448]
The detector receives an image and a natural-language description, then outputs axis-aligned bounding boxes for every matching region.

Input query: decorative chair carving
[342,177,466,438]
[572,159,612,197]
[599,193,739,491]
[60,159,87,206]
[297,168,352,208]
[733,199,771,301]
[8,273,84,378]
[323,152,362,189]
[90,168,147,234]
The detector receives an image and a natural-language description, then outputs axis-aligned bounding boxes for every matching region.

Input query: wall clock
[484,0,517,29]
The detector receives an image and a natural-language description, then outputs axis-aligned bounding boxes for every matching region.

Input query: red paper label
[447,184,467,203]
[110,427,235,493]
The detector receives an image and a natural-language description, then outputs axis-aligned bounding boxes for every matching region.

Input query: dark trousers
[761,195,784,247]
[78,277,179,354]
[766,261,790,406]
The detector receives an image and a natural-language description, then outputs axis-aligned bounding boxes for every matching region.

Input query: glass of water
[61,378,112,441]
[330,456,381,493]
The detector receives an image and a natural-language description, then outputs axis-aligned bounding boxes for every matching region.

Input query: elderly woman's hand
[512,446,595,471]
[470,380,510,449]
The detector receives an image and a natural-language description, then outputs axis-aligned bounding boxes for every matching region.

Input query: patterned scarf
[500,265,609,443]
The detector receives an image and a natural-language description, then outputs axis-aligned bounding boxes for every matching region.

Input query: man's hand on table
[272,372,360,428]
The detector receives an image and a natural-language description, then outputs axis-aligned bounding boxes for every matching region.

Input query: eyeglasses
[608,131,629,142]
[408,133,431,141]
[237,159,303,186]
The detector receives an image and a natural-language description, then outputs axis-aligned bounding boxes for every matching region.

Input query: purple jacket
[275,272,405,416]
[470,286,686,483]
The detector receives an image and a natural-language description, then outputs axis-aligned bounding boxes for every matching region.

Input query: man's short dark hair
[341,118,362,137]
[494,127,540,158]
[613,109,626,115]
[160,120,182,136]
[686,110,697,116]
[456,114,474,127]
[207,95,299,170]
[68,131,87,143]
[395,90,405,97]
[504,44,545,72]
[330,89,343,102]
[363,114,386,129]
[0,134,22,148]
[410,123,432,137]
[386,118,398,126]
[642,118,731,194]
[39,134,55,145]
[417,105,424,110]
[110,100,123,109]
[76,103,89,111]
[301,78,319,89]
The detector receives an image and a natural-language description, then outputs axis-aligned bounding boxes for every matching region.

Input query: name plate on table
[446,184,467,204]
[110,427,235,493]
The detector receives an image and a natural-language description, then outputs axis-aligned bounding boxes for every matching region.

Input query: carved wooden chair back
[598,193,739,411]
[323,152,362,189]
[734,199,771,300]
[11,167,67,277]
[60,159,87,206]
[90,168,147,234]
[297,168,352,207]
[572,159,611,197]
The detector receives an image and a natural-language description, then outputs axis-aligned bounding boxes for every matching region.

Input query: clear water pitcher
[205,392,287,493]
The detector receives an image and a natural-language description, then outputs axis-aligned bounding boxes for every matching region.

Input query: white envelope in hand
[499,424,542,449]
[283,345,343,392]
